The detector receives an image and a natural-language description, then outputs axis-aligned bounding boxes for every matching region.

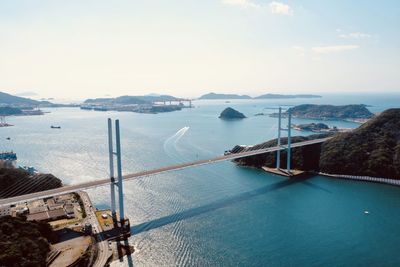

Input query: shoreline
[318,172,400,186]
[238,164,400,187]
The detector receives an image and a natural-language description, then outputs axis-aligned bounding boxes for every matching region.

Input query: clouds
[339,32,372,39]
[222,0,293,15]
[292,45,360,56]
[312,45,359,54]
[221,0,260,8]
[269,1,292,15]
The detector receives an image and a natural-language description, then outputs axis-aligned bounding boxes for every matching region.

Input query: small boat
[51,126,61,129]
[6,137,10,140]
[364,211,370,215]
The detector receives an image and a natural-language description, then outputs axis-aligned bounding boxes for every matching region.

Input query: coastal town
[0,153,132,266]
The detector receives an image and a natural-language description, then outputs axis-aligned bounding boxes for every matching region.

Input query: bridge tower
[276,107,292,175]
[107,118,126,225]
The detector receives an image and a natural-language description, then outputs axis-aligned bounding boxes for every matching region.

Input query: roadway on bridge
[0,137,330,206]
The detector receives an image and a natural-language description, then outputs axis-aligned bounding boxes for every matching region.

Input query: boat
[93,106,108,111]
[6,137,10,140]
[0,151,17,160]
[51,126,61,129]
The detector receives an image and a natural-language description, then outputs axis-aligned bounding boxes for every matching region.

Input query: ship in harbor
[80,105,93,110]
[0,151,17,161]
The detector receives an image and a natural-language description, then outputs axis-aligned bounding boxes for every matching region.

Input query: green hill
[231,109,400,179]
[0,216,56,267]
[285,104,373,119]
[84,94,182,104]
[233,134,331,170]
[320,108,400,178]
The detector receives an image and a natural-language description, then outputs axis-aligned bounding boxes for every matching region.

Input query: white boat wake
[163,127,190,162]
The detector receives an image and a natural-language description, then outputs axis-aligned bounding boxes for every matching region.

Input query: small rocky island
[293,123,339,133]
[271,104,374,122]
[219,107,246,120]
[230,109,400,179]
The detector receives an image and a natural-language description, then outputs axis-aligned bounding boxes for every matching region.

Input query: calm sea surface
[1,93,400,266]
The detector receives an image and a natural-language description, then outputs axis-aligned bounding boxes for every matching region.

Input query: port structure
[107,118,128,228]
[276,107,292,175]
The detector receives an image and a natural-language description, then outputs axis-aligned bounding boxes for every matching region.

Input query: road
[79,191,112,267]
[0,137,330,207]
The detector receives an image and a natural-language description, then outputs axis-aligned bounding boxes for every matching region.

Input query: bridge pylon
[276,107,292,175]
[107,118,126,225]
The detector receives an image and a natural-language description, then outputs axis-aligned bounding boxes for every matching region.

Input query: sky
[0,0,399,100]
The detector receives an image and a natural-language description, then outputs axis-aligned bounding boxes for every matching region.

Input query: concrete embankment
[319,172,400,186]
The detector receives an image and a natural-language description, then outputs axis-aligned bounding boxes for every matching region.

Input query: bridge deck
[0,137,330,207]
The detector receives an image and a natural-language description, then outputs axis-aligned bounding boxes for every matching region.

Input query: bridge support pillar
[275,107,292,175]
[115,120,125,223]
[286,109,292,175]
[108,119,117,221]
[276,107,282,169]
[108,118,125,225]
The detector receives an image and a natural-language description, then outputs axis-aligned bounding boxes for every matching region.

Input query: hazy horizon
[1,0,399,99]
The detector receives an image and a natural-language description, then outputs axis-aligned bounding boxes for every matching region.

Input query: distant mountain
[199,92,320,100]
[255,94,321,99]
[199,93,252,100]
[84,94,182,104]
[14,91,39,97]
[285,104,374,120]
[0,91,42,106]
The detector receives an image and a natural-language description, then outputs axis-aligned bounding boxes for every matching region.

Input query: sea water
[1,93,400,266]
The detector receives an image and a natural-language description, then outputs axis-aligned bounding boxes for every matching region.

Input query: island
[0,91,76,120]
[230,108,400,179]
[0,91,68,108]
[0,91,46,106]
[219,107,247,119]
[199,92,252,100]
[271,104,374,122]
[292,122,345,133]
[81,94,191,114]
[254,94,321,99]
[198,92,322,100]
